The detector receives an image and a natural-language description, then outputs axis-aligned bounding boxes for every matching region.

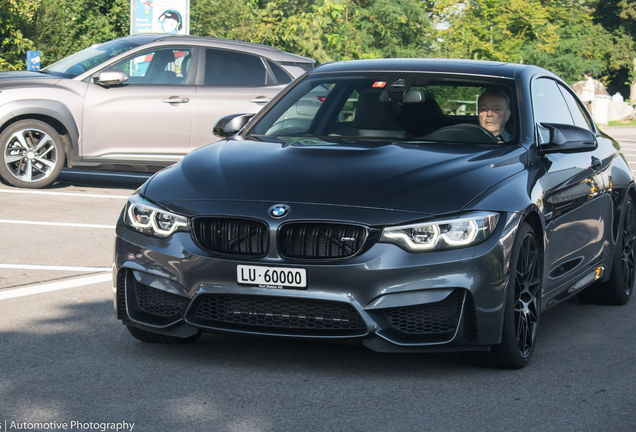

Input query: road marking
[0,219,115,229]
[0,189,129,199]
[0,273,111,300]
[0,264,111,272]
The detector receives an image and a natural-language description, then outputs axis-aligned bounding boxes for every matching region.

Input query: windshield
[249,73,517,144]
[42,38,147,78]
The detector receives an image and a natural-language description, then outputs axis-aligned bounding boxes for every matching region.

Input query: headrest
[379,90,425,103]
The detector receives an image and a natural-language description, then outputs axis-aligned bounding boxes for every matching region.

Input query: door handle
[250,97,270,104]
[591,156,601,170]
[163,97,190,104]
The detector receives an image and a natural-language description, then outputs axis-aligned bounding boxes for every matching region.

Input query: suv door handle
[163,97,190,104]
[250,97,270,104]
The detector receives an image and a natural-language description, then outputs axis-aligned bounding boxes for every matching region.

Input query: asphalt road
[1,128,635,432]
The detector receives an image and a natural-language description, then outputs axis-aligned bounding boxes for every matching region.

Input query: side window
[336,90,358,124]
[252,82,335,136]
[205,49,267,86]
[111,48,193,85]
[532,78,574,143]
[558,83,593,131]
[267,60,292,84]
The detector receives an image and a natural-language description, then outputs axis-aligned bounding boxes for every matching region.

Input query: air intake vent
[384,289,465,335]
[117,270,127,319]
[134,280,186,317]
[279,223,367,259]
[192,218,269,256]
[188,294,367,336]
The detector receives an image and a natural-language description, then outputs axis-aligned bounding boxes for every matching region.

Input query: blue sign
[27,51,41,71]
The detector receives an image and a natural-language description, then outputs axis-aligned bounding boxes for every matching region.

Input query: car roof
[309,58,545,79]
[125,34,315,64]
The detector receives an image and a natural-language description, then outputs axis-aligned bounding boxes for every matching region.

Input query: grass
[607,119,636,126]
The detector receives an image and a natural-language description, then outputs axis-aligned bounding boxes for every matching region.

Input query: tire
[467,223,542,369]
[126,325,202,345]
[0,120,66,188]
[578,196,635,306]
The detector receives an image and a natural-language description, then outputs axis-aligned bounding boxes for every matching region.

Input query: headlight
[124,194,188,238]
[380,212,499,252]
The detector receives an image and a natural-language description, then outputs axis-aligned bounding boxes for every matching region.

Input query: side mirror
[93,69,129,88]
[539,123,597,154]
[213,113,255,138]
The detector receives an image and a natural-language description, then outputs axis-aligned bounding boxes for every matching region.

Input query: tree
[429,0,635,87]
[591,0,636,100]
[335,0,434,59]
[0,0,39,70]
[429,0,560,63]
[3,0,631,99]
[521,1,634,85]
[190,0,263,43]
[190,0,434,63]
[33,0,129,66]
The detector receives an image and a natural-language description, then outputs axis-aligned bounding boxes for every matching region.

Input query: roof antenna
[261,24,273,44]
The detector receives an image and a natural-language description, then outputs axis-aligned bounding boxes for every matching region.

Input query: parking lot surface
[1,129,635,431]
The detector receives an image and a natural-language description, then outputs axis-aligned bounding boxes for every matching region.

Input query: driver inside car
[478,88,511,142]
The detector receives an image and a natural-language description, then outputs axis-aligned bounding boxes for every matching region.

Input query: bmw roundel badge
[268,204,290,219]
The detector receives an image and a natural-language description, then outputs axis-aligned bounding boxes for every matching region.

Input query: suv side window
[204,49,267,86]
[532,78,574,143]
[558,83,593,131]
[267,60,292,84]
[111,48,193,85]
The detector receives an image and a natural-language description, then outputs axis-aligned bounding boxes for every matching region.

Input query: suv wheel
[0,120,65,188]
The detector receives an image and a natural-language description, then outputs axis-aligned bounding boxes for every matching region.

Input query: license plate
[237,265,307,289]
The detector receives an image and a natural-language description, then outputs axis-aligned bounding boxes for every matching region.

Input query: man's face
[478,94,511,136]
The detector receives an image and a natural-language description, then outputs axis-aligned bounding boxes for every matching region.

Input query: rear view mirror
[213,113,255,138]
[539,123,597,153]
[93,69,129,88]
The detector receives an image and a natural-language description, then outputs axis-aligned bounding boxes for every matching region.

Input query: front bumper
[113,211,520,352]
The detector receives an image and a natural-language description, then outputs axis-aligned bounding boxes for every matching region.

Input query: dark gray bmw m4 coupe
[113,59,635,368]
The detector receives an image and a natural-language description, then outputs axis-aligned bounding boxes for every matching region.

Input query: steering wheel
[423,123,499,144]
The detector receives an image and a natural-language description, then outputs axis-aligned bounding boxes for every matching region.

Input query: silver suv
[0,34,314,188]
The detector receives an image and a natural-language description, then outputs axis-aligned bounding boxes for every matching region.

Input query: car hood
[143,137,526,216]
[0,71,61,87]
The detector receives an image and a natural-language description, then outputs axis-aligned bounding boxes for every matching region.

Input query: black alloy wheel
[579,196,636,305]
[619,199,636,298]
[468,222,542,369]
[513,227,541,359]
